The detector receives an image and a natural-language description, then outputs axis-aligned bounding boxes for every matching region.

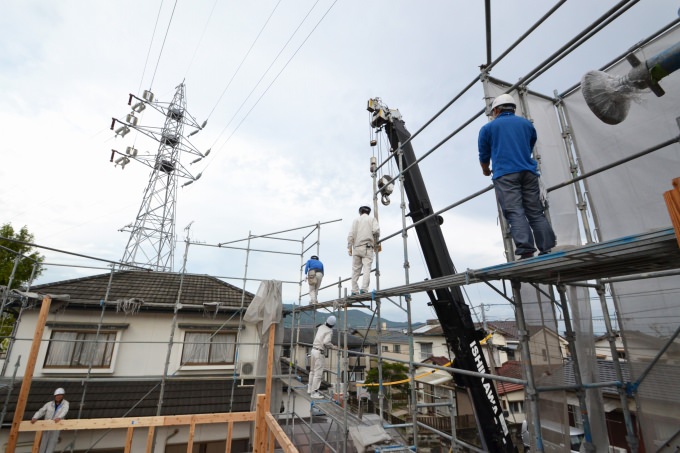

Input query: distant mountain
[282,304,422,330]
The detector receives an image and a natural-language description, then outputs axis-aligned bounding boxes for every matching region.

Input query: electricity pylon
[109,82,209,272]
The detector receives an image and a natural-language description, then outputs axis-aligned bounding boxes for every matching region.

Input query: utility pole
[110,82,208,272]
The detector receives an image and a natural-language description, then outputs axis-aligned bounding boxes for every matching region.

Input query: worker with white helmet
[308,315,337,399]
[347,205,380,295]
[478,93,556,260]
[31,387,70,453]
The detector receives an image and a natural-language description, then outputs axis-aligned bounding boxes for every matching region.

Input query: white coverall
[32,399,70,453]
[307,270,323,304]
[347,213,380,293]
[308,323,334,394]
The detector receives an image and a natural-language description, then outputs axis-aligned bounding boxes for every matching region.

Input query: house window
[420,342,433,360]
[382,345,389,352]
[44,330,116,368]
[393,344,401,353]
[181,331,236,365]
[370,345,378,355]
[509,401,524,414]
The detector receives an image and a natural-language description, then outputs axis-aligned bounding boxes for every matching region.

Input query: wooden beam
[6,295,52,453]
[265,412,299,453]
[124,426,134,453]
[20,411,256,431]
[225,420,233,453]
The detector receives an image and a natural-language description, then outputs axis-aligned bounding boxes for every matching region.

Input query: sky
[0,0,676,328]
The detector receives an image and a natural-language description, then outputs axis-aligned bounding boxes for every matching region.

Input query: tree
[364,362,410,397]
[0,222,44,289]
[0,223,44,354]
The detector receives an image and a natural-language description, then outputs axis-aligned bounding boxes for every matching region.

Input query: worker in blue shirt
[478,93,556,260]
[304,255,324,304]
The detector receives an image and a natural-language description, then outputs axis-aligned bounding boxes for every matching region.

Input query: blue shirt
[478,111,538,179]
[304,258,324,275]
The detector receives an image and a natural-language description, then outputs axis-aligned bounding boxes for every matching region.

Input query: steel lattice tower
[110,82,208,272]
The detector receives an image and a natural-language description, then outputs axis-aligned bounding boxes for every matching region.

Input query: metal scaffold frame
[1,5,680,453]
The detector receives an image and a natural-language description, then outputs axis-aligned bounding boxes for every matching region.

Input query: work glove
[347,247,352,256]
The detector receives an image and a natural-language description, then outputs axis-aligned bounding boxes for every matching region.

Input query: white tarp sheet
[562,22,680,452]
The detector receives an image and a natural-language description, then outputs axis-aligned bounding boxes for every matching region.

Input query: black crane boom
[368,98,516,453]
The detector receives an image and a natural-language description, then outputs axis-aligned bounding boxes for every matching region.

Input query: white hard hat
[54,388,65,396]
[326,315,337,327]
[491,93,516,110]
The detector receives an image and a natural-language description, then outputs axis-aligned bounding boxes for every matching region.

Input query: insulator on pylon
[126,113,138,126]
[143,90,154,102]
[132,102,146,113]
[126,147,138,157]
[115,125,130,137]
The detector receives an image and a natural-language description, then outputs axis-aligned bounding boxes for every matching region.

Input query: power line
[137,1,166,97]
[205,0,284,120]
[149,0,179,91]
[212,0,339,158]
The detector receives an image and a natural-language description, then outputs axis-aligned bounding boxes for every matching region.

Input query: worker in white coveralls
[304,255,324,304]
[308,315,336,399]
[31,387,69,453]
[347,205,380,295]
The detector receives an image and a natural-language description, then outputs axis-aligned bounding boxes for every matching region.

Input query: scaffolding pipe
[556,284,596,453]
[594,284,639,453]
[512,280,544,453]
[229,232,253,412]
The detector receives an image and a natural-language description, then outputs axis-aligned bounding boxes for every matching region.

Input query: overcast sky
[0,1,675,326]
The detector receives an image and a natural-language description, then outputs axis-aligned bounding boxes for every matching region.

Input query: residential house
[0,270,265,453]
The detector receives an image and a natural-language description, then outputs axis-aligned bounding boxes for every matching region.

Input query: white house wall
[8,308,258,378]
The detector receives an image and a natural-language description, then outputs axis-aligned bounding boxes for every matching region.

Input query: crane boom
[368,98,517,453]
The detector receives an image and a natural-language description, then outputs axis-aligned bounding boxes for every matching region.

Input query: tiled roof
[27,271,254,310]
[495,360,525,395]
[1,378,254,424]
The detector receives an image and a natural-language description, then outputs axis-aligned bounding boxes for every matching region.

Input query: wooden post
[225,421,233,453]
[6,295,52,453]
[31,432,42,453]
[265,325,276,411]
[146,426,155,453]
[254,394,267,452]
[664,177,680,248]
[124,426,134,453]
[186,419,196,453]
